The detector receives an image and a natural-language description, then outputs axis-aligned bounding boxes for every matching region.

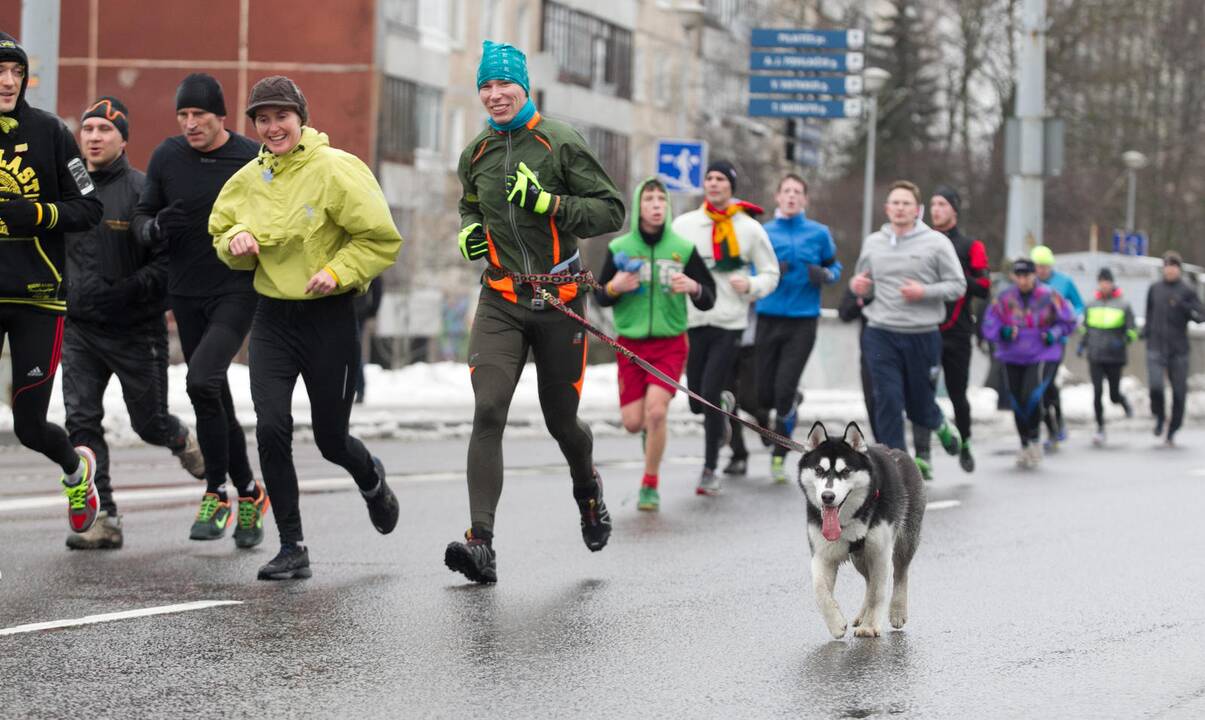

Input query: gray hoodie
[854,220,966,333]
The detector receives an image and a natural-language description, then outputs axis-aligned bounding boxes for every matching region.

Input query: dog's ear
[804,421,828,452]
[843,422,869,454]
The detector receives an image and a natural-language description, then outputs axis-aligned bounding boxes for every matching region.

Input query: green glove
[458,223,488,261]
[506,161,555,215]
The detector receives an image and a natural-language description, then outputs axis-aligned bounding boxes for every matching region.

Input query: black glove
[93,278,141,315]
[153,199,188,240]
[807,264,828,286]
[0,191,43,236]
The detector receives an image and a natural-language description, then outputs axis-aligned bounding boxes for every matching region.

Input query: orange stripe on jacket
[549,217,560,265]
[485,274,517,304]
[485,226,501,267]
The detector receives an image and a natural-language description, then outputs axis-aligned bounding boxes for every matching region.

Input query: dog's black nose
[821,491,835,505]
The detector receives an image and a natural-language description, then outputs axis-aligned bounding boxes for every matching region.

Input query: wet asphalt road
[2,425,1205,719]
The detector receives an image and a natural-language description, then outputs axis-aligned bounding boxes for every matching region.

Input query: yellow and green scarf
[704,200,764,271]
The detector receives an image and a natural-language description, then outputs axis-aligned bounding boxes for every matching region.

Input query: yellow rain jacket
[210,127,402,299]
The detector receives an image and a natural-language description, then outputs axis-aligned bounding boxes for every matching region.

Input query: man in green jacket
[595,178,715,512]
[445,41,625,584]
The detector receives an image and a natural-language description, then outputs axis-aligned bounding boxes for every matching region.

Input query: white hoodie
[673,206,780,331]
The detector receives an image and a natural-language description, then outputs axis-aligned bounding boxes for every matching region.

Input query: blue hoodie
[756,211,841,318]
[1040,270,1084,316]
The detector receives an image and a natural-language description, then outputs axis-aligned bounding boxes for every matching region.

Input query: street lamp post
[860,67,891,241]
[1121,150,1147,233]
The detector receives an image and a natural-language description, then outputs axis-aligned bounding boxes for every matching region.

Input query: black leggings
[1003,362,1058,447]
[755,315,817,457]
[466,290,595,534]
[726,344,769,461]
[1090,362,1129,429]
[0,307,78,473]
[941,332,974,440]
[171,293,257,492]
[687,325,742,470]
[1041,356,1065,437]
[250,294,378,544]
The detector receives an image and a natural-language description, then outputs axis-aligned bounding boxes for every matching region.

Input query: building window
[379,76,443,165]
[580,124,629,191]
[382,0,418,28]
[542,2,633,99]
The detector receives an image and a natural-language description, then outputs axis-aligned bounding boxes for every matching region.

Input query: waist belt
[485,251,599,309]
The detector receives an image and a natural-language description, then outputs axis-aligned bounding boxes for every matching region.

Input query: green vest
[608,229,696,339]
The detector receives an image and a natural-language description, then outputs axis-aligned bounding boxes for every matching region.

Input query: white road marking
[926,500,961,511]
[0,600,242,637]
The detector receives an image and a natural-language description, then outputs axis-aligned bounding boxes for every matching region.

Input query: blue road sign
[751,51,864,73]
[656,140,706,193]
[1112,230,1147,256]
[751,28,864,50]
[748,98,863,119]
[749,75,863,96]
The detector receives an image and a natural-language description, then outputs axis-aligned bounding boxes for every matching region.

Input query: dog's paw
[889,603,907,629]
[852,606,867,627]
[825,616,848,639]
[853,624,881,638]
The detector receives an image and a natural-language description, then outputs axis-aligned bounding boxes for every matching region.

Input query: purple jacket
[982,284,1078,364]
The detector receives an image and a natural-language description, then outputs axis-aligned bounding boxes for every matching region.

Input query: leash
[518,279,807,455]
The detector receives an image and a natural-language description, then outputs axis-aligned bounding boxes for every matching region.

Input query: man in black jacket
[0,32,104,534]
[133,73,265,545]
[1143,251,1204,447]
[62,96,207,550]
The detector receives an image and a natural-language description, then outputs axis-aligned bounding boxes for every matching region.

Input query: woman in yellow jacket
[209,76,403,581]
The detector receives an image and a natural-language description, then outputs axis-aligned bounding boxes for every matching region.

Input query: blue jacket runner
[756,211,840,318]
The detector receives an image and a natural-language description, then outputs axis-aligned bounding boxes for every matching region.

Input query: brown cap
[245,76,307,125]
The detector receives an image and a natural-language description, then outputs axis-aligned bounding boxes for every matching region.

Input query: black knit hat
[0,32,30,110]
[245,76,308,126]
[932,185,962,217]
[706,160,738,192]
[1011,257,1036,275]
[1163,250,1182,268]
[175,73,227,116]
[81,96,129,140]
[1097,267,1114,283]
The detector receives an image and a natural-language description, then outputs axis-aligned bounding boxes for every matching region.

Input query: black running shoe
[959,442,975,473]
[444,529,497,584]
[257,544,312,581]
[722,456,748,476]
[576,470,612,552]
[361,457,399,535]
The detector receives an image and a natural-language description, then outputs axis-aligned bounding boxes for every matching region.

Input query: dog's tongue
[821,506,842,541]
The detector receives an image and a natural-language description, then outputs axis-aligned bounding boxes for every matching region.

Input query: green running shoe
[637,485,660,512]
[936,421,961,456]
[189,492,232,540]
[914,456,933,481]
[233,484,269,549]
[770,455,788,484]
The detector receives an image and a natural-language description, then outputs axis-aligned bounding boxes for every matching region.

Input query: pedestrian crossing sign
[656,140,706,193]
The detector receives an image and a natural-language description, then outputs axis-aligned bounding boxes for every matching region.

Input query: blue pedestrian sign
[749,75,863,96]
[751,51,864,73]
[1112,230,1147,256]
[656,140,706,193]
[751,28,865,50]
[748,98,863,119]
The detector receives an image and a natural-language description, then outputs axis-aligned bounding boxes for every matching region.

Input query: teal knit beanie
[476,40,530,95]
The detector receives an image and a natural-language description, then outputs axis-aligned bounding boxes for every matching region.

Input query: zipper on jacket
[504,133,532,274]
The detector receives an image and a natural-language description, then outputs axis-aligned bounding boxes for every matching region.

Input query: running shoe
[66,510,122,550]
[637,485,660,512]
[1092,429,1106,447]
[914,455,933,481]
[958,441,975,473]
[770,455,789,484]
[62,446,99,533]
[189,492,232,540]
[361,457,399,535]
[576,470,611,552]
[722,456,748,476]
[445,529,497,584]
[233,483,269,549]
[935,421,961,456]
[696,468,722,496]
[172,428,206,480]
[257,544,312,580]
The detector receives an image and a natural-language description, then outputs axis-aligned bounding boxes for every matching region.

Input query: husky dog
[798,421,925,639]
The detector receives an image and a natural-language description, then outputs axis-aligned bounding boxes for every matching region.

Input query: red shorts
[617,334,688,407]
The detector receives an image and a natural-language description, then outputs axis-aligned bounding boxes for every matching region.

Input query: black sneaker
[722,456,748,476]
[1154,417,1165,436]
[257,544,312,580]
[361,457,399,535]
[576,470,612,552]
[444,529,497,584]
[958,442,975,473]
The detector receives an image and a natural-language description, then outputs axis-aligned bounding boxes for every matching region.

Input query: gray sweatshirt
[854,220,967,333]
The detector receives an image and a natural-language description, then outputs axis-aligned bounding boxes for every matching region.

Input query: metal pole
[20,0,61,113]
[860,94,878,241]
[1004,0,1047,259]
[1124,168,1137,233]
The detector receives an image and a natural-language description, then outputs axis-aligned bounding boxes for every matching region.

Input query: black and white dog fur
[798,421,925,639]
